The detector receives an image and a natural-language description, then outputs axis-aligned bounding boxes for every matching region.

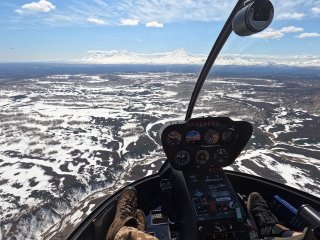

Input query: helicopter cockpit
[45,0,320,239]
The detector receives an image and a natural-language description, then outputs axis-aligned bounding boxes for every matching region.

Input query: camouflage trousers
[115,226,158,240]
[114,226,306,240]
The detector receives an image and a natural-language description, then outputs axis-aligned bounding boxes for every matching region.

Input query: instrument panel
[161,117,252,171]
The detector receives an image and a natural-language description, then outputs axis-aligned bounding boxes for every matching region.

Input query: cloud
[15,9,24,14]
[145,21,164,28]
[279,26,304,33]
[251,29,284,39]
[17,0,56,13]
[251,26,304,39]
[87,18,106,25]
[295,32,320,38]
[29,1,320,25]
[277,12,305,20]
[118,1,234,23]
[273,0,319,20]
[311,7,320,14]
[120,19,139,26]
[10,0,320,27]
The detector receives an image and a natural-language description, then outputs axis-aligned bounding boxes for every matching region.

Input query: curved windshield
[0,0,319,239]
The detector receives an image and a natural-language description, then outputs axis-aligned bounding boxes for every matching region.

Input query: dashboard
[161,117,253,171]
[160,117,253,239]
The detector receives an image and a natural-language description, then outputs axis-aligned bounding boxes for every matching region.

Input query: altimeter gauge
[204,129,220,145]
[195,150,210,165]
[213,148,229,163]
[166,130,182,146]
[174,151,190,166]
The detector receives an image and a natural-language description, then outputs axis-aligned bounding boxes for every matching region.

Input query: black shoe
[247,192,289,238]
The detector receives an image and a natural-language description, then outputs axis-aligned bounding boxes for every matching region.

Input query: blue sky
[0,0,320,62]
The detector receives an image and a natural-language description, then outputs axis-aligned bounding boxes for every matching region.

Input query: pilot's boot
[106,187,138,240]
[136,209,146,231]
[114,209,156,240]
[247,192,289,238]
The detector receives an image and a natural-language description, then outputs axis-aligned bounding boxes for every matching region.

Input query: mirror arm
[185,0,247,121]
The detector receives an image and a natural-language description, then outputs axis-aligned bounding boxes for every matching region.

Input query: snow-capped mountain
[217,54,320,67]
[78,49,320,67]
[79,48,206,65]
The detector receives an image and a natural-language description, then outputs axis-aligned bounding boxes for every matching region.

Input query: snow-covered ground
[0,71,319,239]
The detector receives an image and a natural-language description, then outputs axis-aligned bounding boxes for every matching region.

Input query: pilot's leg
[265,228,306,240]
[247,192,305,239]
[115,226,158,240]
[106,187,138,240]
[106,187,155,240]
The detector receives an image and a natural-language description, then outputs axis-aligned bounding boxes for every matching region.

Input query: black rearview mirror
[232,0,274,36]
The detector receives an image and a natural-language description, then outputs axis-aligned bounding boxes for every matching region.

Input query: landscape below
[0,63,319,239]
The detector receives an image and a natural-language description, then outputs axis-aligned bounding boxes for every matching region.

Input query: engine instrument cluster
[161,117,252,171]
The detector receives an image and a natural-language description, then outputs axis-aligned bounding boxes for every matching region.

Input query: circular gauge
[186,130,201,144]
[174,151,190,166]
[195,150,210,165]
[204,129,220,145]
[166,130,182,146]
[213,148,229,163]
[222,128,236,144]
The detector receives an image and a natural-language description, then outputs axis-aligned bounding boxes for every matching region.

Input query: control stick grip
[298,204,320,240]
